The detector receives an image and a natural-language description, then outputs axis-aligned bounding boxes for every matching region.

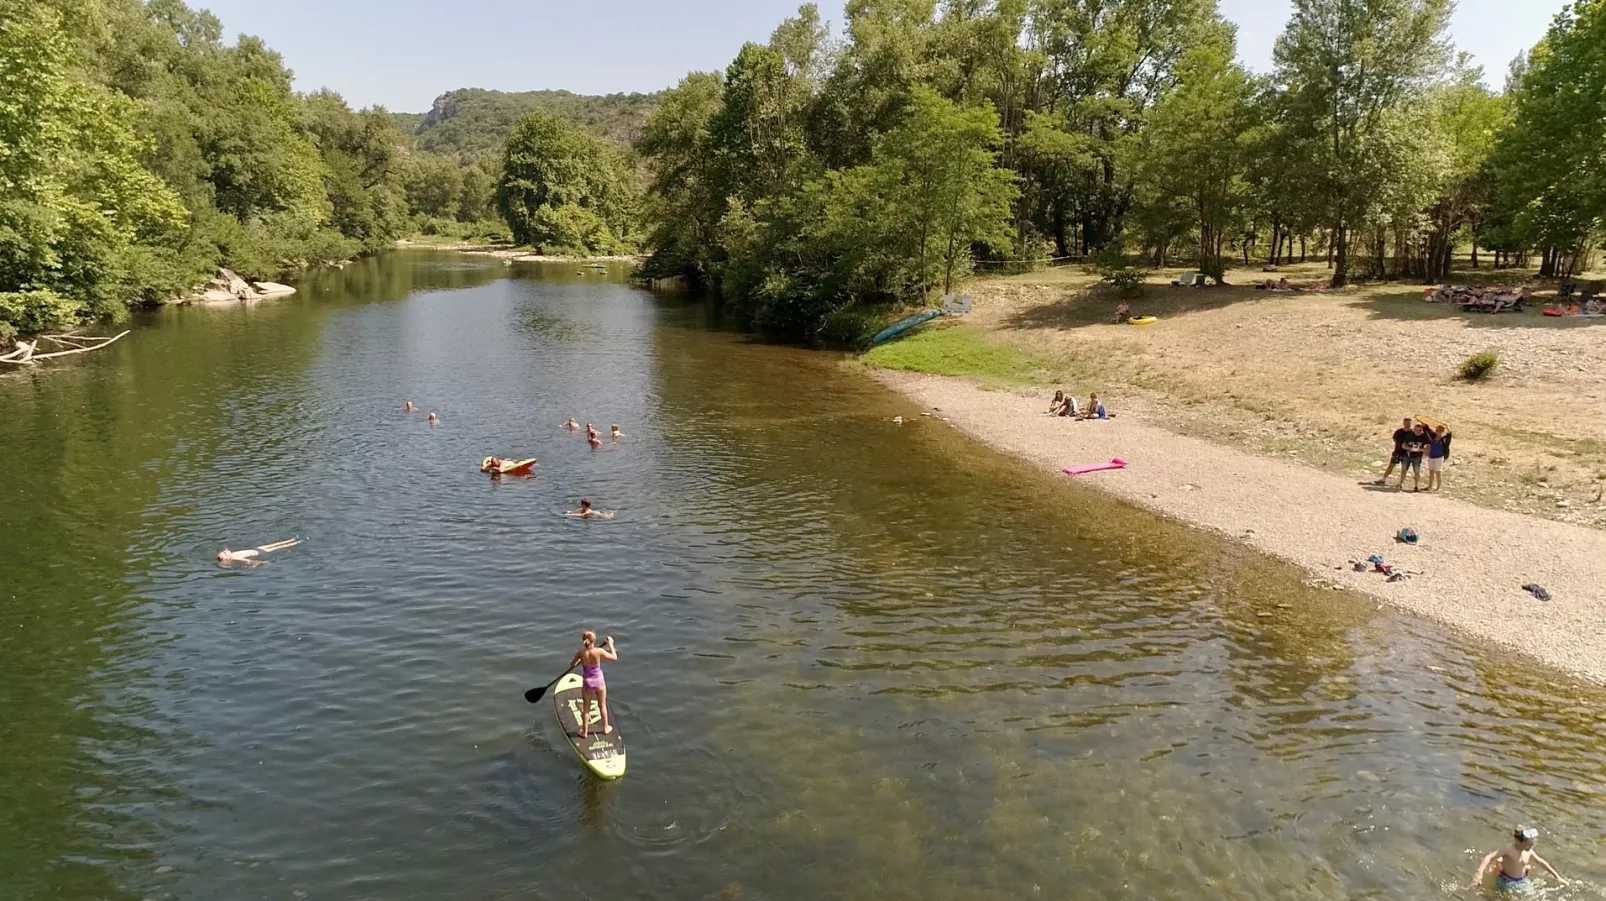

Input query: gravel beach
[876,370,1606,685]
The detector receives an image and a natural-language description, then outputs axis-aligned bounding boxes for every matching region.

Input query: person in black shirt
[1397,423,1430,491]
[1377,417,1415,485]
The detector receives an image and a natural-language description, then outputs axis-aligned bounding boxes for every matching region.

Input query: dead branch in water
[1,330,129,364]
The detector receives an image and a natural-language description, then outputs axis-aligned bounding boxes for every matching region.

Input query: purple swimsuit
[582,661,605,690]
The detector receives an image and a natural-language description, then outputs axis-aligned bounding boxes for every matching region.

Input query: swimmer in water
[1473,826,1566,890]
[427,412,439,425]
[588,431,602,449]
[566,498,614,519]
[566,417,579,431]
[569,631,618,738]
[217,537,302,567]
[405,401,417,412]
[610,424,623,441]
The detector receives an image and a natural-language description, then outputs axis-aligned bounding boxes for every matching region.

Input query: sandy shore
[874,370,1606,685]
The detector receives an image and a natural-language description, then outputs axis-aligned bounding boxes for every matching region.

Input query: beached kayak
[872,310,943,346]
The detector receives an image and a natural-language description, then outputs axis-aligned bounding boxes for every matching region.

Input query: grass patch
[860,324,1050,387]
[1459,348,1500,381]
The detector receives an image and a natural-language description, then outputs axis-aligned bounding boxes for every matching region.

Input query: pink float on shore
[1063,458,1127,476]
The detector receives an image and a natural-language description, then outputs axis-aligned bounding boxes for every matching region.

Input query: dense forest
[635,0,1606,340]
[5,0,1603,345]
[0,0,651,339]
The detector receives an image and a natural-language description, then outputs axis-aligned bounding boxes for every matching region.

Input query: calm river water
[2,252,1604,901]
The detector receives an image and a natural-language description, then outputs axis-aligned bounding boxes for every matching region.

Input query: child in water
[566,498,614,519]
[1472,826,1566,890]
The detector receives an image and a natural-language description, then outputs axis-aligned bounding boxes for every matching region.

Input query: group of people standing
[1378,416,1452,492]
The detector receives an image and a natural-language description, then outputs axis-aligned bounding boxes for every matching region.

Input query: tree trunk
[1539,247,1556,278]
[1470,242,1479,269]
[1332,222,1349,287]
[1300,236,1307,262]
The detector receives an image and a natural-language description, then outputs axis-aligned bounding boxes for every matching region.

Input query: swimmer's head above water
[1515,827,1539,848]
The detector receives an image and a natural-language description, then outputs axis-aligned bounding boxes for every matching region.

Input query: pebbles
[874,369,1606,686]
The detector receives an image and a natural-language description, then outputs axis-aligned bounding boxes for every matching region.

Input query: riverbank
[950,262,1606,528]
[870,370,1606,686]
[395,238,642,264]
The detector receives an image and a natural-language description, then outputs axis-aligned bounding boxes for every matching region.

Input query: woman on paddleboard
[570,631,618,738]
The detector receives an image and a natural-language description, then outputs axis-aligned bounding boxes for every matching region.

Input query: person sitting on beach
[1080,394,1107,420]
[610,424,624,441]
[1113,302,1131,324]
[217,537,302,567]
[566,417,579,431]
[1060,393,1082,417]
[1472,826,1565,890]
[566,498,614,519]
[1276,277,1290,290]
[1047,390,1067,415]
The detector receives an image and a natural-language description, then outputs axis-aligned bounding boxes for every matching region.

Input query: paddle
[524,666,574,704]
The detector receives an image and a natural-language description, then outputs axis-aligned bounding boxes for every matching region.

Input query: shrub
[1459,349,1499,381]
[0,290,86,340]
[1089,244,1146,298]
[817,304,898,350]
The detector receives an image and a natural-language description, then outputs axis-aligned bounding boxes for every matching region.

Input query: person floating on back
[569,631,618,739]
[1472,826,1565,890]
[217,537,302,567]
[566,498,614,519]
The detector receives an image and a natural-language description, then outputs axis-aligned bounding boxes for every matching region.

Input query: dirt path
[875,370,1606,685]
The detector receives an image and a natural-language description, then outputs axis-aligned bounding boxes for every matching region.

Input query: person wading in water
[569,631,618,738]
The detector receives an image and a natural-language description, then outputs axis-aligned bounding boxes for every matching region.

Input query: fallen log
[1,331,128,364]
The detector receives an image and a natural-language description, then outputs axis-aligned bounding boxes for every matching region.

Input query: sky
[196,0,1569,112]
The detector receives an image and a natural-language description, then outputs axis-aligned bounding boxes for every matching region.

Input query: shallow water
[2,251,1604,900]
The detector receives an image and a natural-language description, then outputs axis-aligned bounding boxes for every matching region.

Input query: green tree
[638,72,727,283]
[495,111,637,253]
[1132,39,1256,279]
[1270,0,1452,286]
[1486,0,1605,277]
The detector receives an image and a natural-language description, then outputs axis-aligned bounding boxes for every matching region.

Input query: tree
[1132,39,1256,279]
[638,72,727,283]
[495,111,637,253]
[1486,0,1605,277]
[849,88,1019,295]
[1270,0,1453,286]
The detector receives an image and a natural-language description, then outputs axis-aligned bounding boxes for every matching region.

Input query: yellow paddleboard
[552,672,626,779]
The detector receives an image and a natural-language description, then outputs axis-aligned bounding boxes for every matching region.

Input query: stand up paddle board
[552,672,626,779]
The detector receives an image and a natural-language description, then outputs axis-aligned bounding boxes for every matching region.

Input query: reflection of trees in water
[296,250,504,307]
[639,305,1606,899]
[0,278,335,898]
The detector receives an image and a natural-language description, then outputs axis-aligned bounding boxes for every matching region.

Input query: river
[2,251,1603,900]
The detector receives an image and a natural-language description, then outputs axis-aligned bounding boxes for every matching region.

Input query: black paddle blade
[524,685,548,704]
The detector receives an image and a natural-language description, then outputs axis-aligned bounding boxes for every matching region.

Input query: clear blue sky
[198,0,1567,112]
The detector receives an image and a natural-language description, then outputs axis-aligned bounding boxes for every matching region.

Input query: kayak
[872,310,943,346]
[481,457,537,476]
[1064,458,1127,476]
[1129,316,1157,326]
[552,672,627,779]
